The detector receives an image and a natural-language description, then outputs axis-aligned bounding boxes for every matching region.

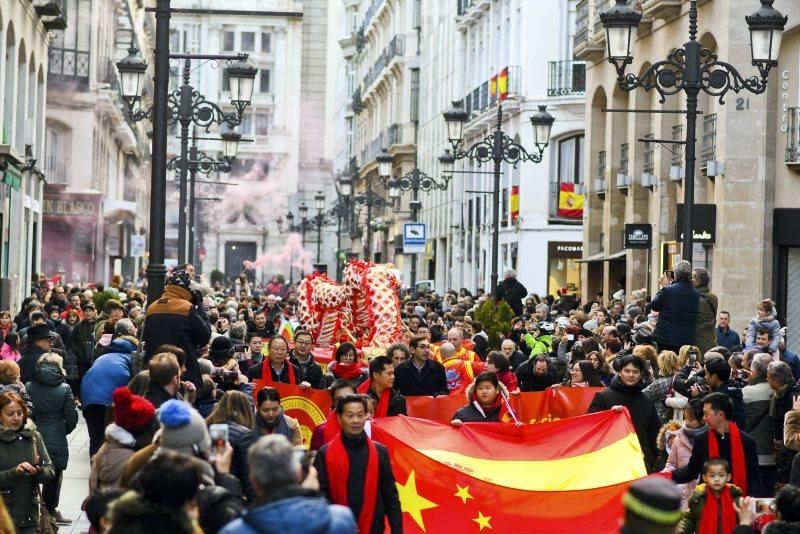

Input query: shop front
[42,192,103,283]
[774,208,800,352]
[547,241,583,297]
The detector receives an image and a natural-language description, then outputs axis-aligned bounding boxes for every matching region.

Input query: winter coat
[451,381,510,423]
[588,376,661,471]
[644,375,676,424]
[143,284,212,391]
[220,486,356,534]
[495,277,527,317]
[650,280,700,349]
[516,359,560,392]
[743,379,774,466]
[679,483,742,534]
[70,318,97,365]
[364,385,406,417]
[218,420,256,501]
[89,423,138,492]
[772,384,800,482]
[25,363,78,471]
[746,310,781,352]
[393,358,449,397]
[0,420,55,528]
[693,285,718,355]
[786,410,800,452]
[714,379,746,428]
[0,344,19,362]
[664,425,706,508]
[17,345,46,384]
[80,338,135,408]
[289,352,327,390]
[716,326,742,352]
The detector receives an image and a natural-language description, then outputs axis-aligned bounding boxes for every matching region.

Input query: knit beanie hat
[112,387,155,432]
[158,399,211,455]
[622,477,682,527]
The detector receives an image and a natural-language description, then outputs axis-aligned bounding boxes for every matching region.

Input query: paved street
[59,413,92,533]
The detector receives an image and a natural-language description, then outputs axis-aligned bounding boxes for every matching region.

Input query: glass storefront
[547,241,582,297]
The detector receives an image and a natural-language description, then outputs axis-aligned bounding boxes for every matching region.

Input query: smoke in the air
[243,233,313,273]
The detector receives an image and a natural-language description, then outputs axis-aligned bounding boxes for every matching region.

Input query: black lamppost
[375,149,452,292]
[338,169,392,261]
[441,102,554,294]
[116,42,256,302]
[314,192,325,263]
[600,0,786,263]
[298,203,309,248]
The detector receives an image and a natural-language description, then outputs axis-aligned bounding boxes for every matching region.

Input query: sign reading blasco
[676,204,716,244]
[624,224,652,249]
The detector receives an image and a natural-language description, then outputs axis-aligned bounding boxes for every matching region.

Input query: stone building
[577,0,800,346]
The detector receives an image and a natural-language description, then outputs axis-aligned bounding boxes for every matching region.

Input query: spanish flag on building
[510,185,519,222]
[372,410,646,533]
[557,182,584,219]
[498,67,508,101]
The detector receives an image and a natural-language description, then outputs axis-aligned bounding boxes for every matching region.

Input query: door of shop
[225,242,257,282]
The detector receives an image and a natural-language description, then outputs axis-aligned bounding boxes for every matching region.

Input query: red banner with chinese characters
[372,411,646,533]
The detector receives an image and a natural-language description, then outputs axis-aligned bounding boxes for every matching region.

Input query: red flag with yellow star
[372,410,646,533]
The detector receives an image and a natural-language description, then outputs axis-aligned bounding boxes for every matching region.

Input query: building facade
[165,0,336,285]
[578,0,800,345]
[0,0,54,310]
[42,0,152,285]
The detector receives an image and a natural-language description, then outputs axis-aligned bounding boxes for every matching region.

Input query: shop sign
[676,204,716,243]
[130,235,146,257]
[547,242,583,258]
[624,224,652,249]
[43,199,97,217]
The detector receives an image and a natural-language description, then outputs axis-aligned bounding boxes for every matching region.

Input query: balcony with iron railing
[49,46,90,85]
[547,60,586,97]
[463,66,521,121]
[361,34,405,94]
[574,0,605,62]
[33,0,67,30]
[360,0,387,39]
[43,154,70,186]
[786,107,800,170]
[701,113,717,168]
[360,123,400,166]
[642,0,682,21]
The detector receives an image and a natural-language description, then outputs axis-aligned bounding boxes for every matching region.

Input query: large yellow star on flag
[396,470,438,532]
[454,484,474,504]
[473,511,493,530]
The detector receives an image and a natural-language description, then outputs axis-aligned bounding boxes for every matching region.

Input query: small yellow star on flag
[473,511,493,531]
[454,484,474,504]
[396,470,438,532]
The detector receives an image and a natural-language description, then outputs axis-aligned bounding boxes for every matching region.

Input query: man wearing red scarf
[670,393,760,496]
[246,336,300,384]
[358,355,406,417]
[310,378,357,451]
[314,394,403,533]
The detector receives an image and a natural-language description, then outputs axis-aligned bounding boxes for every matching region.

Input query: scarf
[708,423,747,494]
[358,379,391,418]
[698,485,736,534]
[331,361,364,380]
[325,433,379,534]
[256,409,291,439]
[683,424,707,442]
[322,410,342,444]
[262,360,297,384]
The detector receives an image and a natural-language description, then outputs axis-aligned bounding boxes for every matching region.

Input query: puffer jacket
[90,423,138,492]
[743,379,774,466]
[80,337,135,407]
[451,381,510,423]
[0,420,55,528]
[663,425,706,508]
[650,279,700,349]
[25,363,78,471]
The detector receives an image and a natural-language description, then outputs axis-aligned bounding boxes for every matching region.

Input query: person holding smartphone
[651,260,701,354]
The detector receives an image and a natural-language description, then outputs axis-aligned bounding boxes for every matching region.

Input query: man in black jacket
[516,355,560,392]
[288,330,326,389]
[650,260,699,353]
[314,395,402,533]
[670,392,760,496]
[699,357,746,428]
[495,269,527,317]
[365,356,406,417]
[394,336,448,397]
[143,353,187,409]
[142,269,211,391]
[18,324,55,383]
[246,336,300,383]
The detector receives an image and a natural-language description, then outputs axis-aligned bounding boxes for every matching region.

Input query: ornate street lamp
[116,46,148,108]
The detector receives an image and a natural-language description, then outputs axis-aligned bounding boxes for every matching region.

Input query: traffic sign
[403,223,426,254]
[130,235,146,257]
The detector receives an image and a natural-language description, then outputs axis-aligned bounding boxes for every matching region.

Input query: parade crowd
[0,260,797,533]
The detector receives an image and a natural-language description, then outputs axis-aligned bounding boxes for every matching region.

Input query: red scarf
[331,361,364,380]
[358,379,391,418]
[708,422,747,494]
[322,410,342,444]
[261,360,297,384]
[698,485,736,534]
[324,433,379,533]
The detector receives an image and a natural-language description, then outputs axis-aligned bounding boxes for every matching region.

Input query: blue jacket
[783,349,800,381]
[650,280,699,349]
[220,487,355,534]
[80,338,135,407]
[715,326,741,350]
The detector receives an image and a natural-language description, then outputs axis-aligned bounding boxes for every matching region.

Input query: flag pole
[500,389,521,425]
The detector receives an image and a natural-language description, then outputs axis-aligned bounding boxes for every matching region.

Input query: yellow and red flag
[498,67,509,101]
[490,74,498,99]
[557,182,584,219]
[373,410,646,533]
[510,185,519,222]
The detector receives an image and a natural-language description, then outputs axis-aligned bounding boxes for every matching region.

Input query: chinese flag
[489,74,497,99]
[372,410,646,533]
[498,67,509,101]
[557,182,584,219]
[510,185,519,222]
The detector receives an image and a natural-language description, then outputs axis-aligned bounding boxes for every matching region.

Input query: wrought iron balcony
[547,60,586,97]
[361,34,405,92]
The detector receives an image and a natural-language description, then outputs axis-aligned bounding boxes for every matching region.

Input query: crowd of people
[0,259,796,533]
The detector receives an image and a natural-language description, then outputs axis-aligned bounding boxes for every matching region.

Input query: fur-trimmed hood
[465,379,509,403]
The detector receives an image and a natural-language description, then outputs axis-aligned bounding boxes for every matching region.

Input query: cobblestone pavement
[57,412,92,533]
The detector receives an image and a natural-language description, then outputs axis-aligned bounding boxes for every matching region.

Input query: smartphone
[209,424,229,458]
[664,270,675,282]
[751,497,774,514]
[293,446,311,480]
[688,352,697,365]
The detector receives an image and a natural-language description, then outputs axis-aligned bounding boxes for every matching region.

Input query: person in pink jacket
[0,332,21,362]
[662,398,706,508]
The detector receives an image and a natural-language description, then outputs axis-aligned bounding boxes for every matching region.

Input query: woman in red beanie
[89,387,156,492]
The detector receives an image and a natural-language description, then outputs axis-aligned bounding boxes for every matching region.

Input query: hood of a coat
[249,493,340,533]
[108,338,137,354]
[33,363,65,386]
[465,379,509,402]
[0,419,37,441]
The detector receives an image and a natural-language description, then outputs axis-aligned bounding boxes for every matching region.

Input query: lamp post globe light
[600,0,786,263]
[442,100,554,294]
[116,46,148,109]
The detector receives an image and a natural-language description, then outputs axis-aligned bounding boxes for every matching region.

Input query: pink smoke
[243,233,313,272]
[212,157,288,221]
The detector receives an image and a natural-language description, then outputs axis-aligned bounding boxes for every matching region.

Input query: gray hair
[439,342,456,359]
[535,303,550,314]
[114,318,136,337]
[767,361,794,386]
[674,260,692,281]
[247,434,300,493]
[228,321,247,341]
[692,268,710,288]
[751,353,773,378]
[36,352,64,372]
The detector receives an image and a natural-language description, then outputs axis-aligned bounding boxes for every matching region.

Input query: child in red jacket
[485,351,519,394]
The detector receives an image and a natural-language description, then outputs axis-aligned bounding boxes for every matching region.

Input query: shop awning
[103,199,138,223]
[575,250,628,263]
[606,250,627,261]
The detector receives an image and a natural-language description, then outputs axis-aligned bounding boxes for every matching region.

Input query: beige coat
[785,410,800,451]
[89,424,138,492]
